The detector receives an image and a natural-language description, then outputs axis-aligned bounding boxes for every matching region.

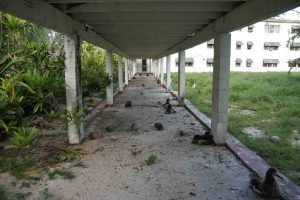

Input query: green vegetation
[145,154,158,165]
[48,169,75,180]
[6,126,37,149]
[0,13,122,148]
[0,156,35,179]
[172,72,300,185]
[0,185,28,200]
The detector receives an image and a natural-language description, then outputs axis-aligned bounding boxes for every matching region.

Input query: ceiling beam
[0,0,128,57]
[157,0,300,58]
[60,2,238,13]
[81,18,213,25]
[46,0,246,3]
[70,11,223,20]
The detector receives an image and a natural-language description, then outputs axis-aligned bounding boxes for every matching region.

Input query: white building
[135,8,300,73]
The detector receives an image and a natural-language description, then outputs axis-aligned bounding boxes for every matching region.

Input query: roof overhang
[1,0,299,59]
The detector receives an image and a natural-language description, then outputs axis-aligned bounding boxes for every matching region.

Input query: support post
[178,50,185,106]
[118,56,124,92]
[211,33,231,144]
[125,58,129,85]
[133,59,136,76]
[166,55,171,91]
[106,51,113,106]
[64,33,84,144]
[160,57,164,86]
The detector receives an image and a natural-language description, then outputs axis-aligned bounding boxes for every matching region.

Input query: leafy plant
[145,154,158,165]
[6,126,37,149]
[65,108,85,129]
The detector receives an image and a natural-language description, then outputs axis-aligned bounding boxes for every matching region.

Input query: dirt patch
[243,127,265,138]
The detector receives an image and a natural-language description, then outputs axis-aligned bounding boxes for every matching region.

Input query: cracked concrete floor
[41,75,263,200]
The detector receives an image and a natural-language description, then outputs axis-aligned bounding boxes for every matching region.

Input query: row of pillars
[64,33,137,144]
[64,32,231,145]
[151,33,231,144]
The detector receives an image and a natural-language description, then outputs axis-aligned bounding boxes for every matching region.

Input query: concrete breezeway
[34,75,263,200]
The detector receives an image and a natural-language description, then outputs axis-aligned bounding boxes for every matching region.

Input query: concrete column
[133,60,137,76]
[149,59,152,73]
[106,51,113,106]
[125,58,129,85]
[211,33,231,144]
[160,57,164,86]
[166,55,171,91]
[178,50,185,106]
[157,59,159,78]
[118,56,124,92]
[154,60,157,77]
[64,33,84,144]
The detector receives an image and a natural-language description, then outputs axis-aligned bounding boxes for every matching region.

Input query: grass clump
[171,72,300,185]
[0,185,28,200]
[48,169,75,180]
[0,156,35,179]
[145,154,158,165]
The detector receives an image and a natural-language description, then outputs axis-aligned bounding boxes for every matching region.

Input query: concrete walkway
[44,75,262,200]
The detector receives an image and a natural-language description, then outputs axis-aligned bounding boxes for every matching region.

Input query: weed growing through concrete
[145,154,158,165]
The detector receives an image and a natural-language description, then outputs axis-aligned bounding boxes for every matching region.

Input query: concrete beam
[47,0,246,3]
[62,2,237,13]
[157,0,300,58]
[0,0,127,57]
[106,51,113,105]
[71,11,222,21]
[118,56,124,92]
[64,33,84,144]
[166,55,171,92]
[211,33,231,145]
[82,18,213,25]
[178,51,185,106]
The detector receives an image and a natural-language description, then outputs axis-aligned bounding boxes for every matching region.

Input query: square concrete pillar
[118,56,124,92]
[160,57,164,86]
[133,60,137,76]
[64,33,84,144]
[106,51,113,106]
[125,59,129,85]
[211,33,231,144]
[178,50,185,106]
[166,55,171,91]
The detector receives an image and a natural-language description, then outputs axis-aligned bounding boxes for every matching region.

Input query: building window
[264,24,280,33]
[288,59,300,67]
[290,42,300,51]
[263,59,279,67]
[246,58,253,67]
[175,57,194,67]
[207,40,214,49]
[247,41,254,50]
[264,42,280,51]
[236,41,243,50]
[206,58,214,67]
[248,25,254,33]
[236,58,242,67]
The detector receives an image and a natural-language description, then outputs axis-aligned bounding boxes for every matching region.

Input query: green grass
[145,154,158,165]
[0,156,35,179]
[48,169,75,180]
[171,72,300,185]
